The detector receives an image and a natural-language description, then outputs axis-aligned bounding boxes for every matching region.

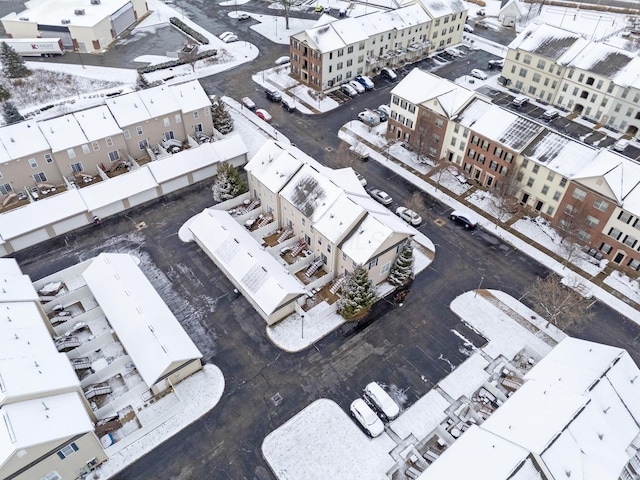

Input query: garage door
[111,3,135,37]
[192,166,217,183]
[129,189,158,207]
[53,214,89,236]
[38,25,73,48]
[11,229,49,251]
[161,177,189,195]
[94,201,125,219]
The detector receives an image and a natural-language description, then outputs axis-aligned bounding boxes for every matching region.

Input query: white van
[543,108,560,121]
[512,95,530,107]
[358,110,381,126]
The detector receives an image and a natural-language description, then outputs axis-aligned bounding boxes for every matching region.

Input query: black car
[372,108,388,122]
[488,59,504,69]
[281,98,296,112]
[265,88,282,102]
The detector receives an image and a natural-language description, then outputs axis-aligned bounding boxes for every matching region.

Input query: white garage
[110,2,136,36]
[52,214,90,236]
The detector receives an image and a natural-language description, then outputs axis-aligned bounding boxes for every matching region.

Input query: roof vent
[42,401,49,411]
[74,9,85,15]
[91,0,101,4]
[9,137,14,142]
[19,17,29,21]
[61,19,71,24]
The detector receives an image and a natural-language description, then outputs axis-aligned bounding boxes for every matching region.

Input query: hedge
[136,49,218,74]
[170,17,209,44]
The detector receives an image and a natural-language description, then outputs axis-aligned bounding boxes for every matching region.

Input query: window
[91,141,100,151]
[578,230,591,242]
[29,158,38,168]
[532,164,539,174]
[565,205,577,216]
[623,235,637,248]
[318,237,322,245]
[608,227,623,240]
[342,252,347,261]
[138,139,148,150]
[193,111,200,119]
[521,159,529,169]
[519,68,527,78]
[585,215,599,227]
[195,123,203,132]
[381,262,391,274]
[33,172,47,183]
[163,117,170,127]
[547,171,555,181]
[600,243,612,254]
[532,73,541,83]
[523,55,531,65]
[41,472,62,480]
[560,177,567,187]
[553,191,561,201]
[527,177,534,187]
[71,162,83,173]
[572,188,586,201]
[0,183,12,195]
[546,206,555,215]
[494,146,503,158]
[618,211,633,223]
[57,442,78,459]
[67,149,76,159]
[477,154,486,164]
[537,59,546,69]
[368,257,378,270]
[44,153,53,163]
[124,129,131,139]
[108,151,119,162]
[82,144,90,155]
[301,218,306,226]
[435,118,443,127]
[593,199,609,212]
[347,46,353,54]
[327,244,331,253]
[175,114,182,124]
[541,185,549,195]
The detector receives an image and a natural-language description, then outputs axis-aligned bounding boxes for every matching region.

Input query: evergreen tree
[136,72,150,89]
[0,84,10,101]
[388,241,414,286]
[337,265,377,320]
[212,161,245,202]
[2,100,23,125]
[0,42,31,78]
[212,101,234,134]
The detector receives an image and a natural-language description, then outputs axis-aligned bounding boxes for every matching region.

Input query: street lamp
[350,107,354,123]
[301,314,305,339]
[474,275,484,298]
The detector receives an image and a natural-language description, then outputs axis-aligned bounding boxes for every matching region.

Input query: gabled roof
[0,119,50,159]
[244,141,303,193]
[82,253,202,387]
[137,85,181,118]
[0,392,94,471]
[313,193,366,244]
[565,42,635,78]
[73,105,122,142]
[38,114,88,152]
[188,210,306,317]
[508,23,585,61]
[0,302,56,360]
[413,0,466,17]
[105,90,154,126]
[521,130,597,176]
[169,80,212,113]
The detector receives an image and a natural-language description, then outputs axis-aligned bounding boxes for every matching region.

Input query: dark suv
[265,88,282,102]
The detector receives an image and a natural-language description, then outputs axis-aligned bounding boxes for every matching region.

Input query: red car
[255,109,272,122]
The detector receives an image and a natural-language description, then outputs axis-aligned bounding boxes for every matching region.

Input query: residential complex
[289,0,467,91]
[0,254,203,480]
[187,140,418,324]
[1,0,149,53]
[388,68,640,274]
[501,23,640,138]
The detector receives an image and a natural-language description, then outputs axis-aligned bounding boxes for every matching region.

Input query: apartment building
[188,141,417,324]
[0,80,213,202]
[1,0,149,53]
[503,23,640,138]
[455,100,542,189]
[290,0,466,92]
[387,69,479,159]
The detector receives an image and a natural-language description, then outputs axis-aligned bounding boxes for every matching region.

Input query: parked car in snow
[255,109,272,122]
[364,382,400,420]
[396,207,422,226]
[380,67,397,80]
[613,138,630,152]
[470,69,488,80]
[350,398,384,437]
[488,59,504,69]
[349,80,365,94]
[281,97,296,112]
[377,104,391,116]
[358,110,380,126]
[275,56,290,65]
[355,75,374,90]
[369,188,392,205]
[265,87,282,102]
[341,83,358,97]
[219,31,235,40]
[463,24,474,33]
[222,35,238,43]
[354,171,367,186]
[242,97,256,110]
[450,210,479,229]
[237,13,250,20]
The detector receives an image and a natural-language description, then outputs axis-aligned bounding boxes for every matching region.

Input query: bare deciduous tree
[525,274,594,330]
[491,165,520,226]
[556,201,590,264]
[276,0,293,29]
[405,192,425,214]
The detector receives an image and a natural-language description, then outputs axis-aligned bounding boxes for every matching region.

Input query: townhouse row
[388,68,640,275]
[289,0,467,92]
[501,23,640,139]
[0,80,213,201]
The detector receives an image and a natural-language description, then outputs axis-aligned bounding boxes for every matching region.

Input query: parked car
[470,69,488,80]
[219,31,235,40]
[237,13,250,20]
[281,97,296,112]
[377,104,391,116]
[542,108,560,121]
[358,111,380,126]
[445,48,462,58]
[255,109,272,122]
[223,35,238,43]
[463,24,474,33]
[349,80,365,94]
[364,382,400,420]
[242,97,256,110]
[350,144,369,161]
[488,59,504,69]
[355,75,375,90]
[613,138,630,152]
[372,108,388,122]
[450,210,479,229]
[369,188,393,205]
[396,206,422,226]
[512,95,530,107]
[380,67,397,80]
[477,8,486,15]
[341,83,358,97]
[265,87,282,102]
[314,5,324,12]
[350,399,384,437]
[275,56,290,65]
[354,171,367,186]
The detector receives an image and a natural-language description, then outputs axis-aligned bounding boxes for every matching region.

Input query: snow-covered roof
[482,379,588,454]
[38,113,88,152]
[508,23,586,61]
[105,90,154,126]
[417,425,530,480]
[392,69,475,116]
[328,167,368,195]
[148,135,247,184]
[188,210,306,317]
[244,141,303,193]
[0,302,56,360]
[390,389,449,441]
[0,258,22,275]
[313,193,366,244]
[437,352,490,401]
[340,213,397,264]
[0,392,94,471]
[137,85,181,118]
[414,0,466,17]
[455,97,492,128]
[73,105,122,142]
[522,130,598,176]
[0,274,41,303]
[565,42,635,78]
[0,353,79,405]
[0,119,51,160]
[168,80,212,113]
[78,167,158,211]
[459,103,543,151]
[81,253,202,387]
[280,164,344,223]
[3,0,133,28]
[0,189,87,241]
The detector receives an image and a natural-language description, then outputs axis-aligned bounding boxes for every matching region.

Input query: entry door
[521,193,529,205]
[613,252,625,264]
[534,200,543,212]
